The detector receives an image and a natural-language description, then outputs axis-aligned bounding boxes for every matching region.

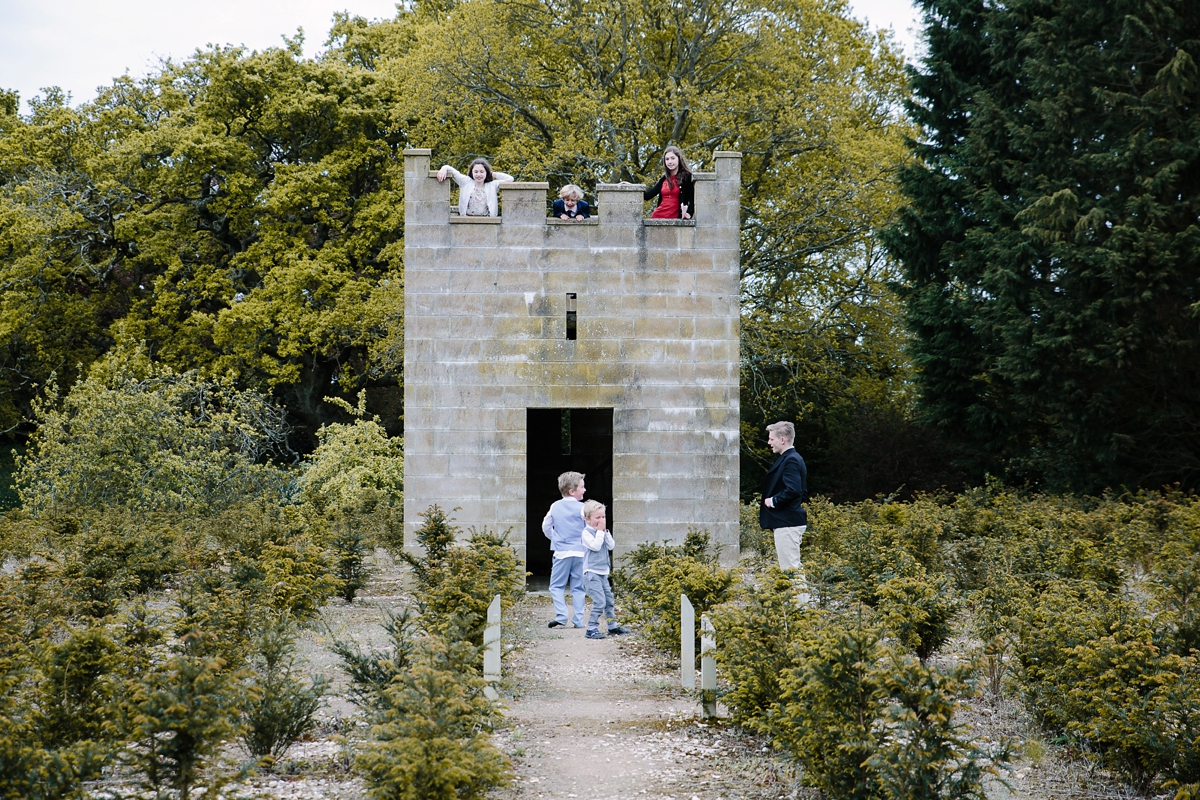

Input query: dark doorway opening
[526,408,614,591]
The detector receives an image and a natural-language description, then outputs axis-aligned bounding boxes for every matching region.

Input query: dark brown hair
[468,157,495,182]
[661,145,692,182]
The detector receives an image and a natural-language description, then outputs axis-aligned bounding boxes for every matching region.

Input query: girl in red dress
[645,146,694,220]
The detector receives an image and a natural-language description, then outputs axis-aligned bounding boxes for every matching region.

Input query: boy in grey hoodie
[580,500,629,639]
[541,471,587,628]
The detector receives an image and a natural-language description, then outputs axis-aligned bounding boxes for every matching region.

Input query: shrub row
[335,505,525,800]
[629,487,1200,798]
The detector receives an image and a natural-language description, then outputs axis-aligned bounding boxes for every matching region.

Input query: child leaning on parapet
[552,184,590,220]
[437,157,514,217]
[580,500,629,640]
[542,471,588,629]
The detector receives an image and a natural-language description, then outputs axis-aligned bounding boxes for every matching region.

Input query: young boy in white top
[541,471,588,628]
[580,500,629,639]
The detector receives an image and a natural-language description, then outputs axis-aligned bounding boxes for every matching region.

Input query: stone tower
[402,149,741,577]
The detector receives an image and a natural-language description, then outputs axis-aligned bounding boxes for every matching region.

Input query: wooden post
[681,594,695,689]
[701,613,717,718]
[484,594,501,701]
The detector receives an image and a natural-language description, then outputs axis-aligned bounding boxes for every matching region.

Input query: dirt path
[491,594,797,800]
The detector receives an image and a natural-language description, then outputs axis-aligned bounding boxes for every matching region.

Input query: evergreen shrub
[614,529,736,653]
[241,615,327,763]
[712,568,808,735]
[401,506,524,644]
[778,607,884,799]
[869,654,1008,800]
[356,634,509,800]
[332,609,421,712]
[876,573,959,662]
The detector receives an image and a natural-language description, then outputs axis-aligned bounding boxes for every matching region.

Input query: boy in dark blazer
[759,421,808,574]
[552,184,590,220]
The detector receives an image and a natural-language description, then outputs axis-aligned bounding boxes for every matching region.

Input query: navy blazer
[552,198,590,219]
[759,448,808,529]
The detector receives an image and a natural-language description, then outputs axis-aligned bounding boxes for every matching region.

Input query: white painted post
[681,594,695,689]
[701,613,717,718]
[483,594,501,701]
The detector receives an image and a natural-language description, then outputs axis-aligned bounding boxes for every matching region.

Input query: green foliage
[401,505,458,591]
[1017,581,1200,793]
[331,514,373,604]
[56,512,186,617]
[0,43,405,437]
[738,498,773,560]
[768,607,1004,799]
[38,626,120,747]
[340,507,515,795]
[212,502,339,623]
[259,538,340,622]
[356,633,510,800]
[779,608,884,799]
[716,490,1200,797]
[332,609,421,712]
[241,616,327,763]
[869,654,1006,800]
[302,392,403,512]
[968,569,1031,699]
[804,497,939,604]
[0,583,105,799]
[1150,499,1200,657]
[888,0,1200,491]
[118,644,246,800]
[302,391,404,562]
[0,445,19,511]
[876,574,960,662]
[615,529,736,653]
[401,507,524,644]
[712,568,807,735]
[15,353,290,516]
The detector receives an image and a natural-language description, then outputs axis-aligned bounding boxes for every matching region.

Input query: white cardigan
[442,165,514,217]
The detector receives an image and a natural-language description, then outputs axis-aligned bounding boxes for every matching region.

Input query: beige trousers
[773,525,806,572]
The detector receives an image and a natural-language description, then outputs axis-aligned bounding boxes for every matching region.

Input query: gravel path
[491,594,799,800]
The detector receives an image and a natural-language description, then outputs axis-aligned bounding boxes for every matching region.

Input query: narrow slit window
[566,292,577,340]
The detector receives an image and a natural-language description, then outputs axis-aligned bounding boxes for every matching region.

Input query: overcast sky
[0,0,923,114]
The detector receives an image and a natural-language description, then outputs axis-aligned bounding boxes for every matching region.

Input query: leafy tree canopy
[15,347,292,515]
[0,40,405,442]
[2,0,915,498]
[888,0,1200,491]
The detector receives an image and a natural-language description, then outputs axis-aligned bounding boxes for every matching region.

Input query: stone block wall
[403,149,742,565]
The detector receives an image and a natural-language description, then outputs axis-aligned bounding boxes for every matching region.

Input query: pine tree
[887,0,1200,491]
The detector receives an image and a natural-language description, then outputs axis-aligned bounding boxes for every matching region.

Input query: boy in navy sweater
[580,500,629,639]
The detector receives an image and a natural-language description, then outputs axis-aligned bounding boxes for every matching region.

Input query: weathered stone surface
[403,150,742,564]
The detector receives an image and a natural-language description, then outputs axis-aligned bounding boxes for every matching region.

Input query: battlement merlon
[402,148,742,236]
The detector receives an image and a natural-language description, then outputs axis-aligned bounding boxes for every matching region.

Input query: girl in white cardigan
[436,158,514,217]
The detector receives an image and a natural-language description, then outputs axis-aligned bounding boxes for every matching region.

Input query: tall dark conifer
[888,0,1200,491]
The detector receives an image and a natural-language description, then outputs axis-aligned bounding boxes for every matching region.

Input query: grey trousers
[584,572,616,630]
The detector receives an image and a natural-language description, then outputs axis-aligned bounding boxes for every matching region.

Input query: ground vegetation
[625,489,1200,798]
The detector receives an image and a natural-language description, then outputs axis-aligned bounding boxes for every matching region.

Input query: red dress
[650,177,682,218]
